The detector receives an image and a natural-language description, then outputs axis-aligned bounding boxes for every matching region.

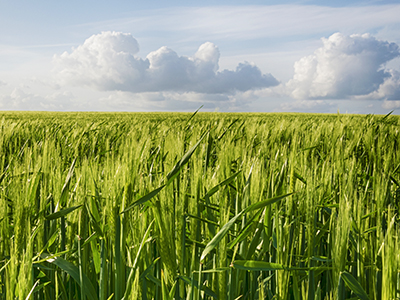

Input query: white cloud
[362,69,400,101]
[382,99,400,110]
[286,32,400,100]
[97,90,248,112]
[0,87,41,110]
[279,99,336,113]
[53,31,278,94]
[0,87,73,110]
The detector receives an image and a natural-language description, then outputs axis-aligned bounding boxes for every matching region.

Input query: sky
[1,1,400,114]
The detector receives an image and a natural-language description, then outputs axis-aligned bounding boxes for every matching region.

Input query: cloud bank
[4,31,396,113]
[53,31,278,94]
[286,33,400,101]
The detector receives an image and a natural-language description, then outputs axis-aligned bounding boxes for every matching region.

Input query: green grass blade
[28,170,42,207]
[340,271,370,300]
[78,236,85,300]
[166,129,209,185]
[139,257,161,281]
[42,255,98,300]
[161,270,169,300]
[45,205,83,220]
[193,267,231,273]
[133,220,154,269]
[168,281,177,300]
[245,211,266,260]
[60,158,77,206]
[184,105,203,128]
[99,239,107,300]
[121,185,165,214]
[122,220,154,300]
[179,275,218,299]
[244,193,293,214]
[217,118,239,141]
[200,193,292,262]
[85,203,104,237]
[232,260,285,271]
[115,213,124,300]
[186,213,220,227]
[90,237,101,275]
[200,210,243,262]
[227,209,263,250]
[204,170,242,199]
[34,250,70,264]
[31,281,51,296]
[293,272,301,300]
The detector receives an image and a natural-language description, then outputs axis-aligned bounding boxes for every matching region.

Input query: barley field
[0,111,399,300]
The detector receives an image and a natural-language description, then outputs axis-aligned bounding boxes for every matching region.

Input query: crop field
[0,111,399,300]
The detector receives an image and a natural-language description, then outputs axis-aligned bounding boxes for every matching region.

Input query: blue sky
[1,1,400,113]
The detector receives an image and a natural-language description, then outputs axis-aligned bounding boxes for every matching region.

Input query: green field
[0,111,399,300]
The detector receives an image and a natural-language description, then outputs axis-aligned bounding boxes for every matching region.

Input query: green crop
[0,111,399,299]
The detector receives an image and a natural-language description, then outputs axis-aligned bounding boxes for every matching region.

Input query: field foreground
[0,111,399,299]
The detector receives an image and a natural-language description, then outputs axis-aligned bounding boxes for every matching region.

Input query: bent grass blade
[40,255,98,300]
[166,129,209,186]
[340,271,370,300]
[121,185,166,214]
[45,205,83,220]
[200,193,293,262]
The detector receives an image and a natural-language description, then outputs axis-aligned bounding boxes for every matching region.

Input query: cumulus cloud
[286,32,400,100]
[362,69,400,101]
[0,87,73,110]
[0,88,42,110]
[53,31,278,94]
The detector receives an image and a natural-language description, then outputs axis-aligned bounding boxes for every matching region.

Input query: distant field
[0,111,399,300]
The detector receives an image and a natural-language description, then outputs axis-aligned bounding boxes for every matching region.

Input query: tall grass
[0,111,399,299]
